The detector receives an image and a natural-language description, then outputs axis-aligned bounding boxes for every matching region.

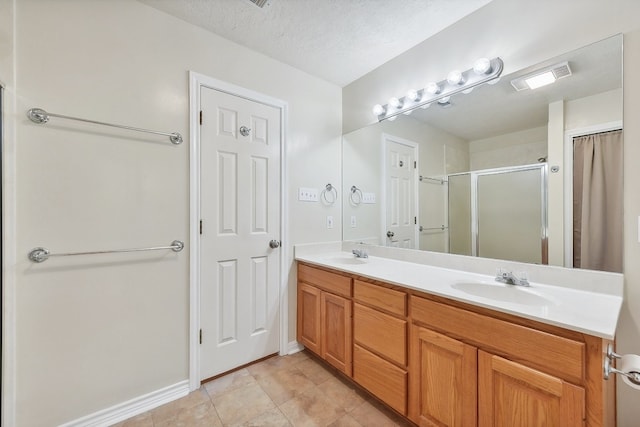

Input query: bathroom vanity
[295,247,622,427]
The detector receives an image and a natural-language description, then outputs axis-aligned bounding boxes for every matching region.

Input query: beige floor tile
[327,414,363,427]
[150,388,211,424]
[279,386,346,427]
[316,377,365,413]
[257,367,316,405]
[295,358,335,385]
[212,381,276,425]
[247,355,293,379]
[154,401,223,427]
[231,407,293,427]
[204,368,257,399]
[284,350,310,365]
[348,400,397,427]
[110,411,154,427]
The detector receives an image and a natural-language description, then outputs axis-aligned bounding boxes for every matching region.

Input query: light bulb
[372,104,385,116]
[447,70,464,85]
[462,87,474,94]
[389,97,403,109]
[437,96,451,104]
[403,109,413,115]
[406,89,421,102]
[426,82,441,95]
[388,115,398,121]
[420,103,431,109]
[473,58,492,75]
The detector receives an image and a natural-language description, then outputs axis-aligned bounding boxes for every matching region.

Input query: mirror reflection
[342,34,622,272]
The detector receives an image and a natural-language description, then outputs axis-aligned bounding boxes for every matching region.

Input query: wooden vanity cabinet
[352,279,408,415]
[297,263,352,375]
[297,262,614,427]
[410,295,611,427]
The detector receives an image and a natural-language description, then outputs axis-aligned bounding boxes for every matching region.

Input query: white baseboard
[286,340,304,355]
[59,380,189,427]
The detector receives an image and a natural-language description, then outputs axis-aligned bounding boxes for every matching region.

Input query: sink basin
[323,255,368,265]
[451,281,555,307]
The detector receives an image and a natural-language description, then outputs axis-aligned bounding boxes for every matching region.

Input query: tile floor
[113,351,413,427]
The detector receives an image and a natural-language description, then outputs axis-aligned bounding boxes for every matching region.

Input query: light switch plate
[362,192,376,204]
[298,187,318,202]
[327,216,334,229]
[350,215,357,228]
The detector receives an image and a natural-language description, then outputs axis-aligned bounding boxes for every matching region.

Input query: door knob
[269,240,281,249]
[239,126,251,137]
[386,231,395,238]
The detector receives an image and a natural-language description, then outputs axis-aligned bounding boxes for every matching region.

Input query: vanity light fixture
[510,61,572,91]
[372,104,386,116]
[473,57,492,75]
[389,97,403,109]
[372,57,504,121]
[406,89,421,102]
[426,82,441,95]
[447,70,465,85]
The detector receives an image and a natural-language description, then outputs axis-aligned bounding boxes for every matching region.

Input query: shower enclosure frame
[448,163,548,264]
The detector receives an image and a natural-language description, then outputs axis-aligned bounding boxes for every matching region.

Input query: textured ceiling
[138,0,493,86]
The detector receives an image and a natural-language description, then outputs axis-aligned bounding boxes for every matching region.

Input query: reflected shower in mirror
[342,34,623,272]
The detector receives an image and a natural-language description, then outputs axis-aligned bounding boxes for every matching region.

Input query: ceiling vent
[248,0,270,8]
[511,61,572,91]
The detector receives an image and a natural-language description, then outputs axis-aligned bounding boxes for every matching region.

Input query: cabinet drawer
[354,303,406,366]
[411,296,585,384]
[354,280,407,316]
[354,344,407,415]
[298,263,352,297]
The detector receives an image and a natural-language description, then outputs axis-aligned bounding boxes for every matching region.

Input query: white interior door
[199,86,281,380]
[383,134,418,248]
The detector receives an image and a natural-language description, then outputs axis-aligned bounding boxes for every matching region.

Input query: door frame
[380,133,419,248]
[188,71,288,391]
[563,120,622,268]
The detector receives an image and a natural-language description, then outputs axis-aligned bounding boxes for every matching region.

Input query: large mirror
[342,34,623,272]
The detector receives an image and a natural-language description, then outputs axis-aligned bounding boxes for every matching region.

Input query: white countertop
[295,250,622,339]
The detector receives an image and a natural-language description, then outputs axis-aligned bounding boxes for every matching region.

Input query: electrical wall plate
[362,192,376,204]
[298,187,318,202]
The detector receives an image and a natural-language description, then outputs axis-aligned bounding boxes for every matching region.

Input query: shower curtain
[573,129,623,273]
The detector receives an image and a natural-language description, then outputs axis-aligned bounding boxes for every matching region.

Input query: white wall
[565,88,623,130]
[343,0,640,423]
[3,0,341,425]
[469,126,547,170]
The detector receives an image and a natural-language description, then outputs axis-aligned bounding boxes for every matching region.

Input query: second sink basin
[451,281,555,307]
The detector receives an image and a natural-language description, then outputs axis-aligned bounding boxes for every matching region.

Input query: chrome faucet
[495,269,529,287]
[352,247,368,259]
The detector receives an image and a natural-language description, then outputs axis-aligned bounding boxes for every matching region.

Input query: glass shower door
[476,166,547,264]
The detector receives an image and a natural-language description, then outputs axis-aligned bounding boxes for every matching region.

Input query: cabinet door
[478,351,585,427]
[321,292,352,375]
[409,326,477,426]
[297,282,321,355]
